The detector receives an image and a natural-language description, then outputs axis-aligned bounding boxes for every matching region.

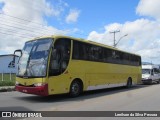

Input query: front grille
[18,84,34,87]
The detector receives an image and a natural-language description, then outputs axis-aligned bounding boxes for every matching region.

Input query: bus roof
[28,35,141,57]
[142,64,159,69]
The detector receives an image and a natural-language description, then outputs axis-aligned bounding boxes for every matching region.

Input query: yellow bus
[14,35,141,97]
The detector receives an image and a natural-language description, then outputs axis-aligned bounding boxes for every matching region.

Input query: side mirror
[13,49,22,63]
[151,72,154,76]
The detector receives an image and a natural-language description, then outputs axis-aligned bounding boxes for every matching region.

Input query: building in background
[0,54,19,74]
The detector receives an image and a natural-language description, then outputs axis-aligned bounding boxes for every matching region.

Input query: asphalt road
[0,84,160,120]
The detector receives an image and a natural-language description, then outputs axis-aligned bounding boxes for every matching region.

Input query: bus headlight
[145,77,150,80]
[15,81,19,85]
[34,83,44,87]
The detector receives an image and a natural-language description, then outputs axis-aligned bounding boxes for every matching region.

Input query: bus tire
[126,78,132,88]
[69,80,82,97]
[157,79,160,84]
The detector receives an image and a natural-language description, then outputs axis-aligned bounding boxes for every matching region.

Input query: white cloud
[88,0,160,64]
[0,0,69,54]
[136,0,160,20]
[65,9,80,23]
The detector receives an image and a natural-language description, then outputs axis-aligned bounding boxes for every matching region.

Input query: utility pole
[114,34,128,47]
[110,30,120,47]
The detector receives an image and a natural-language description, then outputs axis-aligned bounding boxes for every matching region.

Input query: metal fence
[0,73,16,81]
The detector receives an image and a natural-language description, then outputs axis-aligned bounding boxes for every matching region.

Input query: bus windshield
[17,38,52,77]
[142,69,150,74]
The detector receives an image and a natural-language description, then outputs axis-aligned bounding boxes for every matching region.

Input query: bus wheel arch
[69,78,83,97]
[126,77,132,88]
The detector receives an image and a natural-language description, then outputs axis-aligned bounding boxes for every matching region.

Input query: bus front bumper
[15,84,48,96]
[141,79,152,84]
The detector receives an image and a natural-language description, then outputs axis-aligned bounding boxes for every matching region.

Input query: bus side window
[154,68,159,74]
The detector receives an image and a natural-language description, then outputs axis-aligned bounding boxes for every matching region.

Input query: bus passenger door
[48,38,71,95]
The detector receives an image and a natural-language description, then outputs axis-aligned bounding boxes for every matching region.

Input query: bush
[0,80,15,86]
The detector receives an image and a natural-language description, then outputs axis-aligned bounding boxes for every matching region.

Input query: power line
[0,15,57,34]
[0,17,90,40]
[0,13,90,39]
[0,0,92,39]
[0,0,66,31]
[0,22,42,37]
[0,22,48,36]
[0,12,89,37]
[0,13,70,37]
[0,31,32,39]
[0,12,55,30]
[0,27,36,38]
[0,22,52,37]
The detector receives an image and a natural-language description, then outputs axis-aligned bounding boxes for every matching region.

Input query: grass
[0,80,15,86]
[0,74,16,86]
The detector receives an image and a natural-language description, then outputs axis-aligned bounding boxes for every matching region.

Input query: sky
[0,0,160,64]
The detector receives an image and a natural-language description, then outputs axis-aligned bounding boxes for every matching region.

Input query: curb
[0,86,15,92]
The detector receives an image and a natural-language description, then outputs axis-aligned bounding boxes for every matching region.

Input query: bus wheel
[126,78,132,88]
[69,80,82,97]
